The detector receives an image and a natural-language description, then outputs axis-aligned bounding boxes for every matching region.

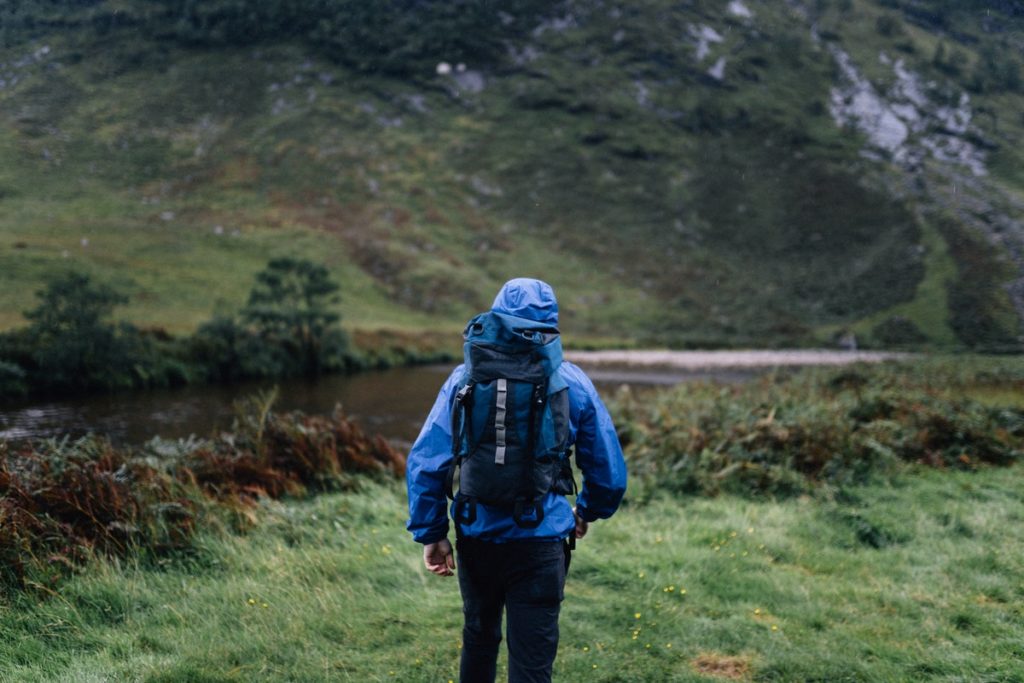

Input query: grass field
[2,464,1022,682]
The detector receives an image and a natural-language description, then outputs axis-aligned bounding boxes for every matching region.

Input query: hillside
[1,0,1022,350]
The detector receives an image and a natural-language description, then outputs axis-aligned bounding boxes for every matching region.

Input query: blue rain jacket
[406,279,628,544]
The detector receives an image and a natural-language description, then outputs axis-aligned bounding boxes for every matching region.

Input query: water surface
[0,363,758,447]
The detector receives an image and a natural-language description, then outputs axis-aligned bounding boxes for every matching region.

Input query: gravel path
[565,349,909,369]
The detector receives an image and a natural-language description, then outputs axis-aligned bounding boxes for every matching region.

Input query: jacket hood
[490,278,559,327]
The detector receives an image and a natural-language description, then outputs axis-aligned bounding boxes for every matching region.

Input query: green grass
[838,214,958,347]
[2,466,1023,682]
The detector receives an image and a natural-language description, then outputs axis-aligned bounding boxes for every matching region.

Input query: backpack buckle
[454,495,477,525]
[455,382,474,404]
[513,499,545,529]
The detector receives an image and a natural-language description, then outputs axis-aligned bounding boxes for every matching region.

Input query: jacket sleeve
[567,366,628,523]
[405,366,463,544]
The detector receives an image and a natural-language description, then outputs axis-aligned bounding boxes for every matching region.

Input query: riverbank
[566,348,910,368]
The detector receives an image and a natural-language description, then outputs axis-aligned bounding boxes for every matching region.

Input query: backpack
[445,310,575,528]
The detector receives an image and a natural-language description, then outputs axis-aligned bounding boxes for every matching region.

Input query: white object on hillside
[828,46,986,176]
[453,70,485,94]
[690,24,724,62]
[707,57,727,81]
[728,1,754,19]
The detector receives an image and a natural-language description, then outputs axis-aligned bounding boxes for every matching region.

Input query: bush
[241,257,349,377]
[186,258,359,382]
[0,394,403,591]
[19,272,136,392]
[0,361,27,399]
[0,259,373,400]
[0,272,199,397]
[613,361,1023,499]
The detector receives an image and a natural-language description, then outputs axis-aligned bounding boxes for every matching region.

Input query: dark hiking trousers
[456,537,570,683]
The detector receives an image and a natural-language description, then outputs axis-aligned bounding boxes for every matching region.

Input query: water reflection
[0,365,454,447]
[0,364,756,447]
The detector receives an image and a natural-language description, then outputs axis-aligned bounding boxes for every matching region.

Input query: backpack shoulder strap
[445,380,474,500]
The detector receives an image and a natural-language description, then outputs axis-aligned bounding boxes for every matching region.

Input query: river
[0,349,901,447]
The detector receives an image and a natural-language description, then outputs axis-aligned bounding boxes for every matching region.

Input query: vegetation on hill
[1,0,557,76]
[0,0,1021,350]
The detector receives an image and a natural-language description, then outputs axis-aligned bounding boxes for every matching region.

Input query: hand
[423,538,455,577]
[572,507,589,540]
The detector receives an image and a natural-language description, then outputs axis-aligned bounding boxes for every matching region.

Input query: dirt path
[565,349,909,369]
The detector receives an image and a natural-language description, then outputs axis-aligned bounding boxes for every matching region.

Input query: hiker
[406,278,627,683]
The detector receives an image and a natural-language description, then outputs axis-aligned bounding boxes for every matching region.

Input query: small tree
[241,258,347,376]
[22,272,132,391]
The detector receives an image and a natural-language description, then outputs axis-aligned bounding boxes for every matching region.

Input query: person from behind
[406,277,627,683]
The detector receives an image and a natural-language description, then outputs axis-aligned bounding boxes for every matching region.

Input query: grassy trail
[2,465,1022,682]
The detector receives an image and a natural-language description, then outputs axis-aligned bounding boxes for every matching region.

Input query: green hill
[1,0,1022,350]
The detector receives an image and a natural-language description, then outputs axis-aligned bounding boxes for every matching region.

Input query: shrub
[0,361,27,399]
[19,272,136,392]
[613,361,1023,499]
[0,259,375,400]
[0,394,403,591]
[186,258,359,382]
[241,258,347,377]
